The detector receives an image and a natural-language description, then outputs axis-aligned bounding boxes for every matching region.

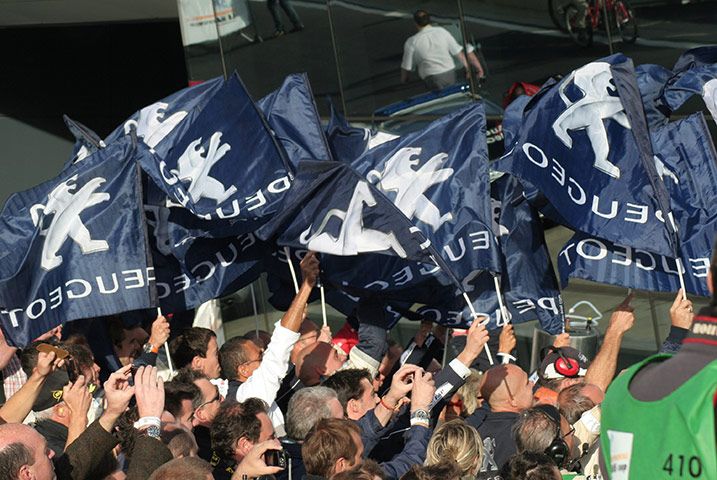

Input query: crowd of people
[0,246,714,480]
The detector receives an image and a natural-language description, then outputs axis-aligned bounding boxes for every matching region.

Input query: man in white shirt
[218,251,319,437]
[400,10,484,91]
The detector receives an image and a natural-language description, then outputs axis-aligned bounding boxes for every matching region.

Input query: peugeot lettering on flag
[493,54,677,258]
[136,73,292,230]
[0,136,156,347]
[558,113,717,297]
[350,103,501,280]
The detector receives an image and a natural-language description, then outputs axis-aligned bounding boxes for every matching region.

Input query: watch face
[143,343,153,354]
[145,425,161,437]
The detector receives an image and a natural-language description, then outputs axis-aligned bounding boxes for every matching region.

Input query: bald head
[581,383,604,405]
[291,319,320,364]
[0,423,56,480]
[296,341,344,386]
[480,364,534,413]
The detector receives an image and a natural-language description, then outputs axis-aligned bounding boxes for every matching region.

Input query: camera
[264,449,289,469]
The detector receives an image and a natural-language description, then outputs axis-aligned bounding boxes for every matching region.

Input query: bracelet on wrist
[379,397,396,411]
[134,416,161,429]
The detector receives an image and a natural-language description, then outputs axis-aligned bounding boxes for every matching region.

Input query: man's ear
[237,436,253,457]
[334,456,349,474]
[18,464,33,480]
[192,408,204,426]
[237,363,250,380]
[54,402,68,419]
[191,355,203,372]
[346,398,358,416]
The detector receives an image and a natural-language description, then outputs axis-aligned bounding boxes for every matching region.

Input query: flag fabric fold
[558,113,717,297]
[349,102,502,279]
[258,73,334,165]
[493,54,678,258]
[0,136,156,346]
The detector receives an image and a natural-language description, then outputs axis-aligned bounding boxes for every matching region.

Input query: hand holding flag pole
[285,247,328,327]
[156,307,174,376]
[461,292,494,366]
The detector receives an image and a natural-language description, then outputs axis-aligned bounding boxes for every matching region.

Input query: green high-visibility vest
[601,354,717,479]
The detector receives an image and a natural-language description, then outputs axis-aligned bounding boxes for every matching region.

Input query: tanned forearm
[0,372,46,424]
[585,327,624,393]
[280,281,314,332]
[586,295,634,393]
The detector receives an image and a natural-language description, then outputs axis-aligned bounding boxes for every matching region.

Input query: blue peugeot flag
[136,73,292,228]
[558,113,717,297]
[324,98,398,162]
[660,46,717,123]
[104,76,224,158]
[258,73,334,165]
[635,63,673,129]
[490,174,564,332]
[494,54,678,258]
[0,135,156,347]
[256,160,459,283]
[349,102,502,279]
[142,179,266,313]
[411,174,564,333]
[62,115,106,168]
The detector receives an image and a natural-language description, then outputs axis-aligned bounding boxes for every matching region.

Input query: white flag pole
[461,292,494,366]
[319,284,328,328]
[284,247,300,294]
[157,307,174,376]
[677,259,687,300]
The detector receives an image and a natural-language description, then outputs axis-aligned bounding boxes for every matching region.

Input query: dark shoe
[289,24,304,33]
[272,29,285,38]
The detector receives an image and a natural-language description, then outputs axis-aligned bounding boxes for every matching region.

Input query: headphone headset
[533,404,570,468]
[540,346,580,377]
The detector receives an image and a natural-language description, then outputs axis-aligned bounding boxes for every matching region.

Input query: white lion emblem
[300,180,408,257]
[552,62,631,179]
[30,175,110,271]
[124,102,188,149]
[171,131,237,205]
[369,147,454,232]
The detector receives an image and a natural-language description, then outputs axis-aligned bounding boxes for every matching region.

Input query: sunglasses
[197,389,221,410]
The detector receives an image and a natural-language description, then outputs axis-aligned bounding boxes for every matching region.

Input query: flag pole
[319,284,328,328]
[441,328,451,368]
[677,259,687,300]
[156,307,174,376]
[250,284,261,338]
[210,0,228,80]
[461,292,494,365]
[284,247,300,294]
[492,275,509,328]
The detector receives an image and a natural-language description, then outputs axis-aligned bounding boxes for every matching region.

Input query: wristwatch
[410,409,430,426]
[138,425,161,438]
[143,342,158,354]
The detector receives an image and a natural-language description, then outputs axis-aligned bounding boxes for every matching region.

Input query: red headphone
[541,346,580,377]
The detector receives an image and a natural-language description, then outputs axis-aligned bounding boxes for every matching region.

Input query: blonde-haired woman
[424,419,483,479]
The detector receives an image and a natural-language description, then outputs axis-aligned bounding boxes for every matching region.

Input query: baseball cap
[32,370,70,412]
[332,322,358,356]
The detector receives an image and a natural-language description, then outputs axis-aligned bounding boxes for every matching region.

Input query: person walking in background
[268,0,304,38]
[401,10,484,91]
